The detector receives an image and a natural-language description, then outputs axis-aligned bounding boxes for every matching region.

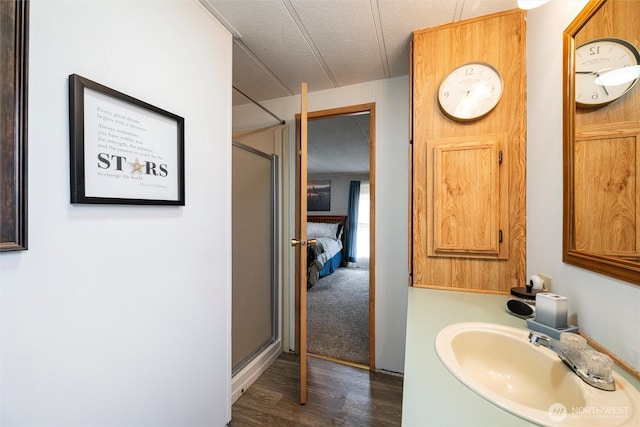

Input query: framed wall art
[69,74,185,205]
[1,0,29,252]
[307,180,331,211]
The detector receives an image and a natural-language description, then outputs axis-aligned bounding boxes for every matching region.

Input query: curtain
[346,180,360,263]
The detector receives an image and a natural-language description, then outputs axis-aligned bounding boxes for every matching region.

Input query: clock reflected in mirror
[575,37,640,108]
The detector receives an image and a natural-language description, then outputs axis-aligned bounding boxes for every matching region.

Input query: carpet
[307,267,369,365]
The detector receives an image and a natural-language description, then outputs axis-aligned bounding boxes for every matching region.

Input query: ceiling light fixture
[594,65,640,86]
[517,0,550,10]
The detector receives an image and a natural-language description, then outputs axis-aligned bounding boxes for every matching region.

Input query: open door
[291,82,309,405]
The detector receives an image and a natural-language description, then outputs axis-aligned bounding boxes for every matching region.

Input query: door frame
[294,102,376,370]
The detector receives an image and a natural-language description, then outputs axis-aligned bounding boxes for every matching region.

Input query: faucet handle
[560,332,586,350]
[559,332,586,369]
[583,350,614,383]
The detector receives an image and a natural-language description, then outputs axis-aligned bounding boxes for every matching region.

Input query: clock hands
[576,68,612,95]
[576,67,612,76]
[596,65,640,86]
[599,77,610,96]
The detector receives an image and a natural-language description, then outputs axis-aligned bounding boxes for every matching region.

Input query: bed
[306,215,346,289]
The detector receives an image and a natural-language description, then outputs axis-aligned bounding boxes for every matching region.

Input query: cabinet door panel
[574,125,640,260]
[433,139,501,256]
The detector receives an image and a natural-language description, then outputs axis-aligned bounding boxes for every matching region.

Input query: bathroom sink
[435,322,639,426]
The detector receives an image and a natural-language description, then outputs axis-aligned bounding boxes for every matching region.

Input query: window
[356,182,370,261]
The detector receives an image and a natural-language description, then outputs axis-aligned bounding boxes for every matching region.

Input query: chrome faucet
[528,332,551,347]
[528,331,616,391]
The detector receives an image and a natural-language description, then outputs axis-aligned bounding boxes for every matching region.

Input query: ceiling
[202,0,518,174]
[308,113,371,175]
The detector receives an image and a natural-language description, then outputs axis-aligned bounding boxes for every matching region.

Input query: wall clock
[575,37,640,108]
[437,62,504,121]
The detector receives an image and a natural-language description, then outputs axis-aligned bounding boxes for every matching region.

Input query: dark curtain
[346,181,360,263]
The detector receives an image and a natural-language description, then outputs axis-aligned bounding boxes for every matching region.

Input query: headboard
[307,215,347,249]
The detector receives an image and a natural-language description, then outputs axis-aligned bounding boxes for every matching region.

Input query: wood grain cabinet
[431,135,508,259]
[410,10,526,292]
[574,123,640,261]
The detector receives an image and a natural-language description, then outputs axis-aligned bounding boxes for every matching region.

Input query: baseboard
[231,340,282,404]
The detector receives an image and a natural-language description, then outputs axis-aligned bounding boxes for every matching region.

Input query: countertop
[401,287,639,426]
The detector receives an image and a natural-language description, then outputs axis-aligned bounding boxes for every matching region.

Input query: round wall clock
[575,37,640,108]
[437,62,504,121]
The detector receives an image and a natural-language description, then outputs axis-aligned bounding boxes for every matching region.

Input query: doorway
[295,103,376,370]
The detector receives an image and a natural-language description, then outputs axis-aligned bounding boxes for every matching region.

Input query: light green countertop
[401,287,639,427]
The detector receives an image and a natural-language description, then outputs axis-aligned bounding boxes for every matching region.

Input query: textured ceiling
[308,113,370,175]
[201,0,518,174]
[201,0,518,106]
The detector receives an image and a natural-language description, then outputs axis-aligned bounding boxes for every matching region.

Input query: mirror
[563,0,640,285]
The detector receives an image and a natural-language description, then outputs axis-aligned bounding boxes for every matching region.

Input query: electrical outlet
[538,273,552,291]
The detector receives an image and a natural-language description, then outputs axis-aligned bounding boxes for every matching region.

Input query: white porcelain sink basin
[435,322,639,426]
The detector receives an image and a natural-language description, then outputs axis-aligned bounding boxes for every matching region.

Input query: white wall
[0,1,233,425]
[527,1,639,372]
[308,173,369,216]
[234,77,409,373]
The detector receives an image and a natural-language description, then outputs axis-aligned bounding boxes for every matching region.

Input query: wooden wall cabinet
[410,10,526,293]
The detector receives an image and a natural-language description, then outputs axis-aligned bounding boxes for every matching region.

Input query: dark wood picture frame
[69,74,185,205]
[0,0,29,252]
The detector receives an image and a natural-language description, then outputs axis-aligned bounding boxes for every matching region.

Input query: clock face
[438,62,503,121]
[575,37,640,108]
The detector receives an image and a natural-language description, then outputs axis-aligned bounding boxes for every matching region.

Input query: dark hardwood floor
[231,352,404,426]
